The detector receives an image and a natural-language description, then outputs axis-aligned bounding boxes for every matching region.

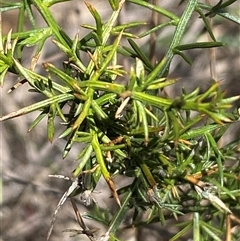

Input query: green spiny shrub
[1,0,240,240]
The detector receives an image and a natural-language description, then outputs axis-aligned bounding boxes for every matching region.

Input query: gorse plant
[1,0,240,240]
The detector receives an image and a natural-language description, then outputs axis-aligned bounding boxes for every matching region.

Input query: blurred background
[1,1,239,241]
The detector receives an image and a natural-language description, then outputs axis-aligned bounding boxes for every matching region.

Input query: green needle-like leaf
[85,2,103,44]
[175,42,225,51]
[102,178,139,238]
[0,94,74,121]
[28,109,49,132]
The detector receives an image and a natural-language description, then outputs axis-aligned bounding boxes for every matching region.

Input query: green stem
[142,0,198,89]
[30,0,69,47]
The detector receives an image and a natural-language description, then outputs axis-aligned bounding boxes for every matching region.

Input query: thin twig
[69,197,98,241]
[149,0,158,65]
[206,0,217,80]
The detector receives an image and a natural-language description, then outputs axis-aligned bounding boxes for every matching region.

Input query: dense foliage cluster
[1,0,240,240]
